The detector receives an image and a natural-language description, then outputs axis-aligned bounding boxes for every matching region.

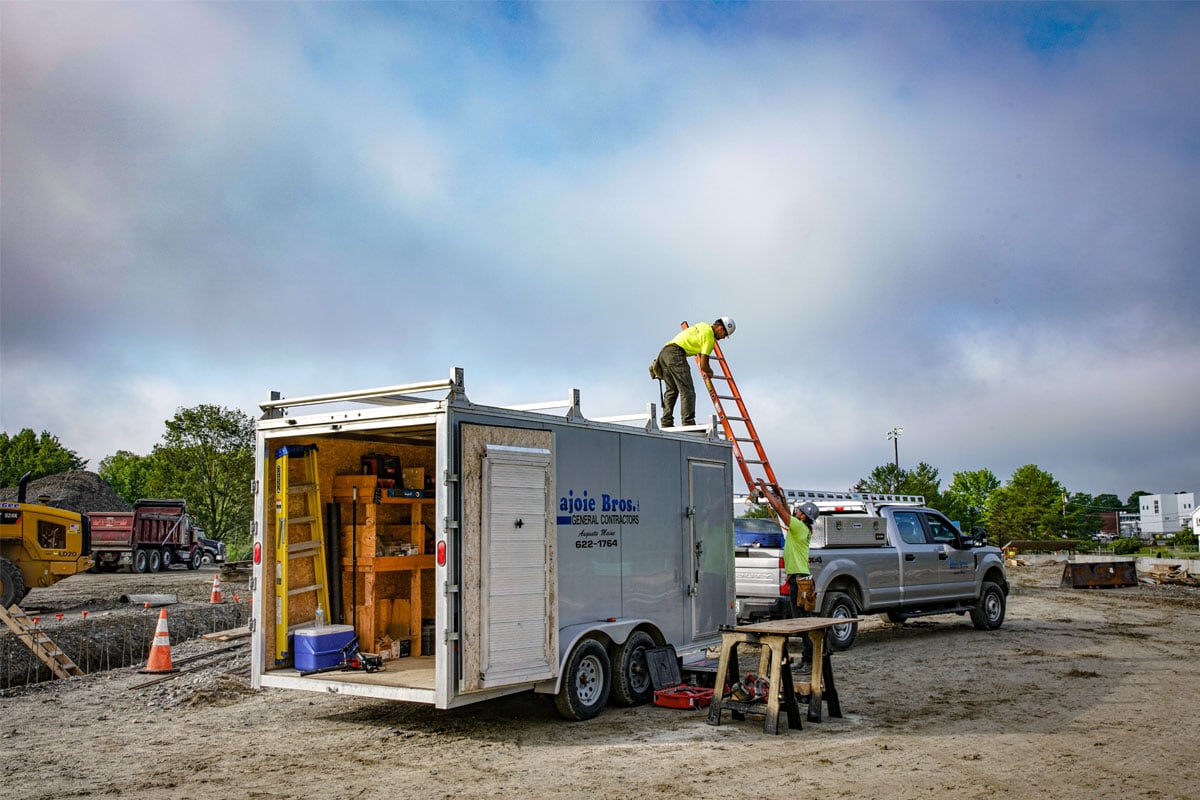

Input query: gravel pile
[0,470,131,514]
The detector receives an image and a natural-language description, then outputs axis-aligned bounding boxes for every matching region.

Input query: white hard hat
[716,316,736,335]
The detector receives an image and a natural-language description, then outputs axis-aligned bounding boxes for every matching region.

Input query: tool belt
[791,574,817,612]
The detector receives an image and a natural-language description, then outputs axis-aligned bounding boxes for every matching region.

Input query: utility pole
[887,427,903,470]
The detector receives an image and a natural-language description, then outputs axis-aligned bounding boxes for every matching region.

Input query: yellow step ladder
[0,604,84,680]
[274,444,331,665]
[681,320,783,500]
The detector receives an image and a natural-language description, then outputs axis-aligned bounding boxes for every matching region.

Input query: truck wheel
[0,557,27,608]
[611,631,655,707]
[821,591,859,651]
[554,639,612,721]
[187,550,202,570]
[148,549,162,573]
[160,547,173,570]
[133,549,150,573]
[884,611,908,625]
[970,581,1006,631]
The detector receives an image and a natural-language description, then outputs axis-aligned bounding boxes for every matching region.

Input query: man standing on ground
[651,317,735,428]
[758,480,818,667]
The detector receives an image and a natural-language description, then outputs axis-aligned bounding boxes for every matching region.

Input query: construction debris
[1141,563,1199,586]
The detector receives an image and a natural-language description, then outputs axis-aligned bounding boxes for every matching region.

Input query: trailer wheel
[133,549,150,573]
[0,557,26,608]
[970,581,1006,631]
[554,639,611,721]
[820,591,859,651]
[884,611,908,625]
[160,547,173,570]
[148,549,163,573]
[611,631,655,707]
[187,550,202,570]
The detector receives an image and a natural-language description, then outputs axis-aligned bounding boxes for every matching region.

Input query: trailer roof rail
[260,368,467,417]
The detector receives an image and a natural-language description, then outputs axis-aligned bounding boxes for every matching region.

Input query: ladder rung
[714,394,737,401]
[287,515,318,526]
[288,583,324,597]
[288,484,318,494]
[742,459,767,465]
[288,541,323,557]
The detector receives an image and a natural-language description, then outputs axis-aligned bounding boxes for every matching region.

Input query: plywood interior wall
[262,432,435,668]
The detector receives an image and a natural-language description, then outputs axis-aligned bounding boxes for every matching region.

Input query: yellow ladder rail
[274,444,331,665]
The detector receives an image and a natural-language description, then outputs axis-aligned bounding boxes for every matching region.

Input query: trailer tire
[554,639,611,721]
[148,549,162,573]
[970,581,1006,631]
[0,557,27,608]
[133,549,150,574]
[160,547,173,570]
[611,631,655,707]
[820,591,859,651]
[884,611,908,625]
[187,550,202,570]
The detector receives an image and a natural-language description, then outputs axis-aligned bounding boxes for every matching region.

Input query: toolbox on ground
[292,624,356,671]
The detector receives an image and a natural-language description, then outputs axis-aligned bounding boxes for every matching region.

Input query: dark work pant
[655,343,694,426]
[788,573,814,662]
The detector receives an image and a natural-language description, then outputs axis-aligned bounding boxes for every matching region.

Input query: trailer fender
[533,619,658,695]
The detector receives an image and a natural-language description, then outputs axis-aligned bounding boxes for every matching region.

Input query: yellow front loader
[0,473,92,607]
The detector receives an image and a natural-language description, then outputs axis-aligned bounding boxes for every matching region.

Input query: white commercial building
[1139,492,1195,536]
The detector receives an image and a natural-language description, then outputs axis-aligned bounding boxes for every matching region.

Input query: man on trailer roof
[651,316,734,428]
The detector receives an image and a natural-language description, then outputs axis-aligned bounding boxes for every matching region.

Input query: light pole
[887,427,903,470]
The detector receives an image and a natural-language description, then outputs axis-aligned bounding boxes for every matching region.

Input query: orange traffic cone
[209,573,223,604]
[139,608,178,674]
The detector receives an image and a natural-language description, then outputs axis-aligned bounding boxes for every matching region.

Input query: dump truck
[735,489,1008,650]
[249,369,735,721]
[89,499,203,572]
[0,473,93,607]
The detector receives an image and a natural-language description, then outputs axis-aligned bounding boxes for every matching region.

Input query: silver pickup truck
[735,491,1009,650]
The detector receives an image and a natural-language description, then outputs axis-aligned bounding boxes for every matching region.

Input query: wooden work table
[706,616,860,734]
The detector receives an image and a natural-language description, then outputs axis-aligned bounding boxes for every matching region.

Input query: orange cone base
[138,665,179,675]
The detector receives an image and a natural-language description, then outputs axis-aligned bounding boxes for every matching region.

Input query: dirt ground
[3,561,1198,800]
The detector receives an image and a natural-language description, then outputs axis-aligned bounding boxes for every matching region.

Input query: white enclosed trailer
[249,369,734,720]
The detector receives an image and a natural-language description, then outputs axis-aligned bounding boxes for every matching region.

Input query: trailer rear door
[460,425,558,692]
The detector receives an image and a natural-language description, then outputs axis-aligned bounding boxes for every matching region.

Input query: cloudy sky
[2,2,1198,500]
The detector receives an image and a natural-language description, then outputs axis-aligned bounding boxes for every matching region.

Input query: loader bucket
[1060,560,1138,589]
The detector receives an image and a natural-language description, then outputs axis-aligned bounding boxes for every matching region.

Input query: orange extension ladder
[679,320,782,500]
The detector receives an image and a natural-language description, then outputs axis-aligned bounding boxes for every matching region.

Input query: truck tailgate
[735,548,784,598]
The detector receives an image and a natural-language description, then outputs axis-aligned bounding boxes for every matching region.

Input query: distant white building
[1192,507,1200,535]
[1139,492,1195,536]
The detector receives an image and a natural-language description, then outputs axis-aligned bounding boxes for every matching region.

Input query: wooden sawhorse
[705,617,858,734]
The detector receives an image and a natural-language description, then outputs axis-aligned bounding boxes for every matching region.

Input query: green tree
[1092,493,1124,511]
[0,428,87,485]
[985,464,1079,541]
[941,468,1001,533]
[854,462,942,507]
[98,450,155,505]
[740,503,774,519]
[146,405,254,551]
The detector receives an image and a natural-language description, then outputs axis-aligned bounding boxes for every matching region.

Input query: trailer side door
[460,425,558,692]
[689,458,731,640]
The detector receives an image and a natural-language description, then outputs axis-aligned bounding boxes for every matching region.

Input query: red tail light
[437,540,446,566]
[779,557,788,595]
[253,541,261,564]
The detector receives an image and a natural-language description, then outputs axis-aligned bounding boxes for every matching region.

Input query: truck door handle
[904,554,915,561]
[939,553,948,560]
